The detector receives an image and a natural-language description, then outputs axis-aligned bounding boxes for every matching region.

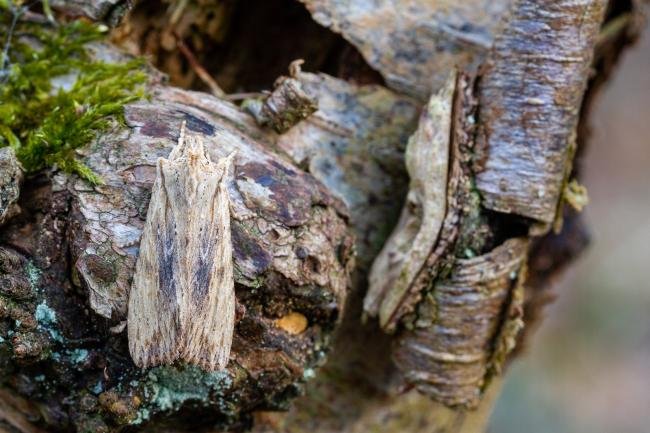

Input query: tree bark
[0,0,645,432]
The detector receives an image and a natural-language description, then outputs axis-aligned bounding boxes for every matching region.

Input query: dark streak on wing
[158,222,178,308]
[191,246,213,307]
[191,194,218,307]
[191,179,223,307]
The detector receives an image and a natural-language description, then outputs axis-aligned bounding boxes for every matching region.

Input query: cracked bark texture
[0,0,644,432]
[0,69,355,431]
[0,148,23,226]
[474,0,607,223]
[300,0,513,98]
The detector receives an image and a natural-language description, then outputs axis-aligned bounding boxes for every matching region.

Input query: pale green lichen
[132,408,150,425]
[24,260,42,290]
[92,380,103,395]
[135,364,234,424]
[35,301,64,342]
[563,179,589,212]
[35,301,56,324]
[68,348,89,364]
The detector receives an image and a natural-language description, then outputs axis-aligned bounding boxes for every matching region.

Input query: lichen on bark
[1,35,354,431]
[0,0,640,431]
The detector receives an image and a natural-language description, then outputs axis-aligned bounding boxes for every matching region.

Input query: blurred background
[489,10,650,433]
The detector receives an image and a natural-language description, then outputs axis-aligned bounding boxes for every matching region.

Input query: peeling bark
[300,0,512,98]
[364,73,454,327]
[0,0,643,432]
[244,61,318,133]
[370,72,480,334]
[474,0,607,223]
[394,238,528,408]
[275,71,420,267]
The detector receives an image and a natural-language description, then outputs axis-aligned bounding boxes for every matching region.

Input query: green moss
[0,10,146,184]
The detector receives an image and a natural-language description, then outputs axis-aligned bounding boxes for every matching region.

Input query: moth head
[169,121,212,167]
[185,135,211,166]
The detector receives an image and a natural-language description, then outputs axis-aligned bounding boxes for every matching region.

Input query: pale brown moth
[128,122,236,371]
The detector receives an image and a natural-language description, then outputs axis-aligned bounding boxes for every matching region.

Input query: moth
[128,122,236,371]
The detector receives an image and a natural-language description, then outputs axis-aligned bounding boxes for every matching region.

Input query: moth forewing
[127,157,182,368]
[180,154,236,370]
[128,125,236,371]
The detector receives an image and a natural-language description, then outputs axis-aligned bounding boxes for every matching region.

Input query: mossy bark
[0,0,644,432]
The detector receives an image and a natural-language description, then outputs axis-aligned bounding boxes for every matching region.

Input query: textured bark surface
[394,238,528,408]
[365,73,479,333]
[0,148,23,226]
[251,0,634,432]
[0,71,354,431]
[474,0,607,223]
[275,72,420,268]
[300,0,513,98]
[0,0,644,432]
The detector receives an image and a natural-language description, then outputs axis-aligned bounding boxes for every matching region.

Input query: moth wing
[180,158,235,371]
[128,159,183,368]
